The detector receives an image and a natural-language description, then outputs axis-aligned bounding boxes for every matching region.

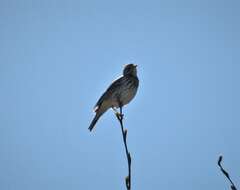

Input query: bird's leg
[112,107,119,114]
[119,106,124,119]
[117,101,124,120]
[112,100,124,120]
[112,107,123,120]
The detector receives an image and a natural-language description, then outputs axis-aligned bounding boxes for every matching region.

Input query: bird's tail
[88,114,101,132]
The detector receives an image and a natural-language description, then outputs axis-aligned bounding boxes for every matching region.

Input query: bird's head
[123,63,138,76]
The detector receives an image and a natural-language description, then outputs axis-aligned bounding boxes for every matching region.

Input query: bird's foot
[112,107,124,120]
[116,112,124,120]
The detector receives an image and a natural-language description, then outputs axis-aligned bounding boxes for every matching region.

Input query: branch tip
[217,155,238,190]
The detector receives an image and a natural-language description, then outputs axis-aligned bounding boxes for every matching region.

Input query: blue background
[0,0,239,189]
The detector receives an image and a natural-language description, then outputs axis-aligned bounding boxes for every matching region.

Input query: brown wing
[93,76,125,112]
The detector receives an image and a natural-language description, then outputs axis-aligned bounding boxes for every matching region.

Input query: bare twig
[218,156,237,190]
[115,106,131,190]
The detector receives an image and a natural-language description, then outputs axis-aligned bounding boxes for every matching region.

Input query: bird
[88,63,139,132]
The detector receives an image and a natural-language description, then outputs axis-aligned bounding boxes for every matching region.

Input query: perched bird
[88,64,139,131]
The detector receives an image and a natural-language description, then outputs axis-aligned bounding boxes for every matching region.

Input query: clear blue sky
[0,0,239,189]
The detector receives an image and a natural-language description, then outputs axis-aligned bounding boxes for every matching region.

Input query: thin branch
[115,106,132,190]
[218,155,237,190]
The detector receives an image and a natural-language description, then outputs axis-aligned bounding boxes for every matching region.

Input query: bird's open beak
[134,64,138,68]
